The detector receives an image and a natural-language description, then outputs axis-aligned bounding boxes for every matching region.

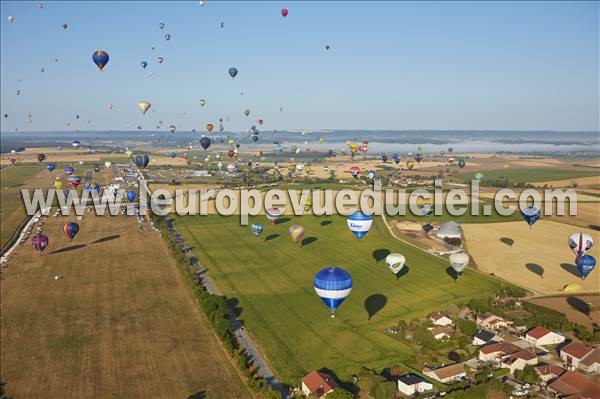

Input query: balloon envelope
[385,253,406,274]
[126,190,136,202]
[138,101,151,114]
[347,212,373,239]
[46,163,56,172]
[134,154,150,169]
[576,255,596,279]
[251,223,263,237]
[266,208,282,224]
[521,206,541,227]
[449,252,469,274]
[568,232,594,259]
[288,225,305,244]
[92,50,109,71]
[32,234,49,252]
[200,137,211,150]
[228,67,238,78]
[63,222,79,240]
[313,267,352,315]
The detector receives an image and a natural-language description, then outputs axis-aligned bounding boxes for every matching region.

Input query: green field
[174,213,504,384]
[0,166,41,248]
[455,168,598,183]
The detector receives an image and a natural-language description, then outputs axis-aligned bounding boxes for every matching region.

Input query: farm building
[301,371,338,398]
[436,221,461,239]
[397,374,433,396]
[524,326,565,347]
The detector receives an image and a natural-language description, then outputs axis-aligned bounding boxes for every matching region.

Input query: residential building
[525,326,565,347]
[477,312,511,330]
[534,364,565,382]
[301,371,338,398]
[500,349,538,374]
[560,342,596,371]
[429,326,452,340]
[548,371,600,399]
[579,347,600,373]
[430,312,453,326]
[479,341,537,373]
[422,363,466,383]
[397,374,433,396]
[472,329,501,346]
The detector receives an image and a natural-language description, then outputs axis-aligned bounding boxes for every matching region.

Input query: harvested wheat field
[527,294,600,330]
[0,214,249,398]
[463,220,600,295]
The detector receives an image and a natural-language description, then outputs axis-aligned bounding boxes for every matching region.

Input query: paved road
[162,217,288,398]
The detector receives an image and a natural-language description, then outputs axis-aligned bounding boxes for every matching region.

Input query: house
[500,349,538,374]
[429,326,452,340]
[472,329,501,346]
[525,326,565,347]
[479,341,537,373]
[422,363,466,383]
[548,371,600,399]
[579,347,600,373]
[476,312,510,330]
[534,364,565,382]
[436,221,461,239]
[397,374,433,396]
[301,371,338,398]
[560,342,595,371]
[430,312,453,326]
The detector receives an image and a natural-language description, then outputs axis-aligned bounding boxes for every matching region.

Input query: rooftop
[526,326,553,339]
[302,371,338,397]
[561,342,594,360]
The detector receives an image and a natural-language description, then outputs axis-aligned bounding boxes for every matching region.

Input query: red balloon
[206,123,214,132]
[228,150,235,158]
[258,119,263,125]
[281,8,288,17]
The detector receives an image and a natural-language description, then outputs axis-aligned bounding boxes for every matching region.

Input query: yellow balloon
[54,180,63,189]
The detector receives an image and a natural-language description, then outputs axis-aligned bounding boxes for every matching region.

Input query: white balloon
[449,252,469,274]
[385,253,406,274]
[568,232,594,258]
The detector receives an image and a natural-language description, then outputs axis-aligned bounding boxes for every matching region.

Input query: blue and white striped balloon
[347,212,373,239]
[313,267,352,317]
[251,223,263,237]
[521,206,541,227]
[367,170,376,180]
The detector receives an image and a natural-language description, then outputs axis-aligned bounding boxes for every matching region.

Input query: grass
[455,168,598,184]
[0,166,42,248]
[174,213,505,384]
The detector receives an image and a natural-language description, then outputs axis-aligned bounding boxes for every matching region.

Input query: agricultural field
[0,214,249,398]
[455,168,598,184]
[462,220,600,295]
[173,213,507,384]
[527,294,600,330]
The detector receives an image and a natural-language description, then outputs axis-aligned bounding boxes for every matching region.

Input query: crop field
[173,213,506,384]
[0,214,249,398]
[462,220,600,295]
[455,168,598,184]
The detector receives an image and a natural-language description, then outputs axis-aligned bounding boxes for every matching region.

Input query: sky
[0,1,598,133]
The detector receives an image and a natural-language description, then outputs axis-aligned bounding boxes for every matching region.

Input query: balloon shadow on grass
[525,263,544,278]
[395,265,409,280]
[278,217,290,224]
[91,235,120,244]
[561,263,580,278]
[302,237,317,246]
[372,249,391,263]
[567,296,591,317]
[588,225,600,231]
[265,234,279,241]
[50,244,86,254]
[187,391,206,399]
[320,220,332,227]
[446,267,459,282]
[500,237,514,247]
[365,294,387,320]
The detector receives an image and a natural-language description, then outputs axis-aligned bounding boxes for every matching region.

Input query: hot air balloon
[200,137,211,150]
[266,208,282,224]
[226,164,236,173]
[32,233,49,253]
[108,103,113,110]
[313,267,352,318]
[72,140,80,149]
[347,212,373,239]
[244,109,250,117]
[63,222,79,240]
[350,165,361,177]
[168,152,177,159]
[67,175,81,188]
[159,22,165,30]
[448,147,454,153]
[54,180,63,189]
[125,150,133,158]
[458,158,466,168]
[141,61,148,69]
[138,101,151,114]
[251,223,263,237]
[474,172,484,181]
[7,16,14,23]
[46,163,56,172]
[449,252,469,275]
[381,153,388,163]
[134,154,150,169]
[36,153,46,162]
[78,160,84,166]
[414,153,424,163]
[228,67,238,78]
[85,181,100,194]
[521,206,541,228]
[385,253,406,275]
[92,50,109,71]
[568,232,594,260]
[157,57,164,64]
[288,225,305,245]
[64,166,75,175]
[576,255,596,279]
[325,45,330,50]
[169,125,176,133]
[206,123,214,132]
[200,99,206,107]
[258,119,263,125]
[165,33,171,41]
[367,170,376,180]
[281,8,288,17]
[126,190,136,202]
[104,161,112,168]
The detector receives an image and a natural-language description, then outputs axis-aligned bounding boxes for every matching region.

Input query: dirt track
[462,220,600,295]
